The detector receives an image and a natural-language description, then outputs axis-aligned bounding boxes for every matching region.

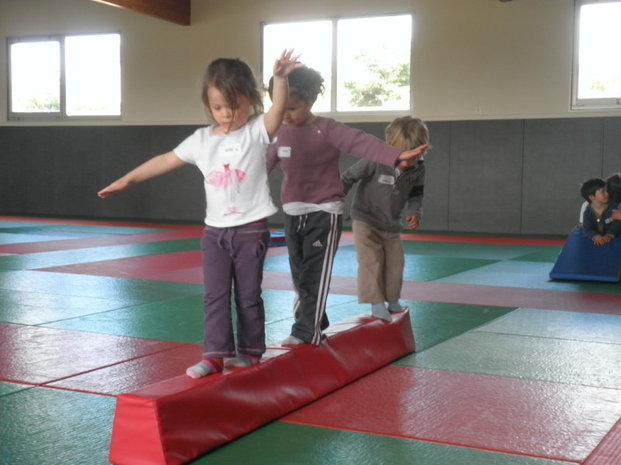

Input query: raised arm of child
[264,49,302,139]
[97,151,186,198]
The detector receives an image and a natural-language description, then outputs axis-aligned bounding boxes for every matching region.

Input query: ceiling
[90,0,191,26]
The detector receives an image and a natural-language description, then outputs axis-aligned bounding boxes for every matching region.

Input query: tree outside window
[263,14,412,115]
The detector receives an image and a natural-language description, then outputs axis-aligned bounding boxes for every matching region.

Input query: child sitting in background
[580,177,621,246]
[578,172,621,226]
[342,116,430,321]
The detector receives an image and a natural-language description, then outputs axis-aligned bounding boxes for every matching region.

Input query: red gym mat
[40,251,203,282]
[0,324,183,386]
[284,365,621,462]
[47,343,203,396]
[0,228,203,255]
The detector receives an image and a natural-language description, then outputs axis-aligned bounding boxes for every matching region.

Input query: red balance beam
[109,311,415,465]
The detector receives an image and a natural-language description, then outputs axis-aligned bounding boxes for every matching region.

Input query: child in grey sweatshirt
[342,116,430,321]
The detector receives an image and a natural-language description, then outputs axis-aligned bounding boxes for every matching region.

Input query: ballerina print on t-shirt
[206,163,247,215]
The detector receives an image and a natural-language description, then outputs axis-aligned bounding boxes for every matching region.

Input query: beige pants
[352,219,404,304]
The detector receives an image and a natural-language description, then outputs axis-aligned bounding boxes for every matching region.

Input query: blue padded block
[549,227,621,282]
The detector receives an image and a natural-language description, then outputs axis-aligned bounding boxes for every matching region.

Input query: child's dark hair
[268,65,324,103]
[202,58,263,116]
[580,178,606,202]
[606,172,621,205]
[385,116,429,151]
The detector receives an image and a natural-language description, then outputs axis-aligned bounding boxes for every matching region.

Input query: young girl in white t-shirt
[98,51,301,378]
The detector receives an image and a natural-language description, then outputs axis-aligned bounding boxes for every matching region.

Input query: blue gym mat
[549,227,621,283]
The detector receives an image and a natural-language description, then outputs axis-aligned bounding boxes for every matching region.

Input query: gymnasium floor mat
[1,215,620,465]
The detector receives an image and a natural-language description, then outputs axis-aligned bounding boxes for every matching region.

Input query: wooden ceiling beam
[91,0,191,26]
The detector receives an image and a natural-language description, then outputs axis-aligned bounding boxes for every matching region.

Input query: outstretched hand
[397,143,430,170]
[97,179,129,198]
[273,49,303,78]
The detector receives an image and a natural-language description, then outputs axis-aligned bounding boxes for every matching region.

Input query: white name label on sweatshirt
[278,146,292,158]
[378,174,395,185]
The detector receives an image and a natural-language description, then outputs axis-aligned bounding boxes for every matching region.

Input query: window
[262,14,412,116]
[8,33,121,120]
[573,1,621,110]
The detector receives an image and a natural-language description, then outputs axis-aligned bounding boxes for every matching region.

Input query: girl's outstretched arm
[397,143,431,170]
[97,151,186,198]
[264,49,302,138]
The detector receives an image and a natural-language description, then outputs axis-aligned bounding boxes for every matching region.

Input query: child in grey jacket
[342,116,430,321]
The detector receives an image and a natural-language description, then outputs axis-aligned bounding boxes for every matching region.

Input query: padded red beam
[109,310,415,465]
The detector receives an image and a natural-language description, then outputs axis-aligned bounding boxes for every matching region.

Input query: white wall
[0,0,619,126]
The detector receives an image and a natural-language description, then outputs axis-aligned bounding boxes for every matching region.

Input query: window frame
[261,13,413,121]
[7,32,122,122]
[572,0,621,111]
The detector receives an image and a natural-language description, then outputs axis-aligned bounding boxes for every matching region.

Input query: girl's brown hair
[385,116,429,151]
[202,58,263,116]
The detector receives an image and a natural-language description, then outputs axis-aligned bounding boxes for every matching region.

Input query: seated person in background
[578,173,621,227]
[580,177,621,246]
